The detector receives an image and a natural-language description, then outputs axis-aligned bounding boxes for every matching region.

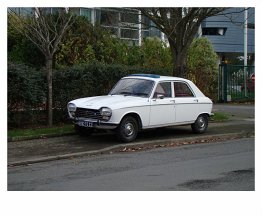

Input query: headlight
[68,103,76,112]
[68,103,76,118]
[100,107,112,121]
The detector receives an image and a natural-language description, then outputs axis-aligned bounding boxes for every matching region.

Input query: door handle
[194,99,199,102]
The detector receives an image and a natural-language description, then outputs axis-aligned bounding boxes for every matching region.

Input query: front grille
[75,108,102,120]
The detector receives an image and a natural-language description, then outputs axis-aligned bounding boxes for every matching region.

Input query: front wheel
[191,114,208,134]
[116,116,138,143]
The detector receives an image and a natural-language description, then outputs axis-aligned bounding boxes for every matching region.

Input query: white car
[67,74,213,142]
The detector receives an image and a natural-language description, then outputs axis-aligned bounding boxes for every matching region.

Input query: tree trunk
[46,57,53,127]
[174,54,187,78]
[169,42,187,78]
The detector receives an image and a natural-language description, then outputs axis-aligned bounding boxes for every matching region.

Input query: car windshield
[110,78,155,98]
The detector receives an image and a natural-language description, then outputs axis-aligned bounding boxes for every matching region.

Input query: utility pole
[244,7,248,97]
[138,12,142,46]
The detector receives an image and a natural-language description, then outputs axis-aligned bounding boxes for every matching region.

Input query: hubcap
[124,122,134,136]
[197,117,205,128]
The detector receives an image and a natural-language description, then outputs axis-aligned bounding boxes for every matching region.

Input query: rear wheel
[191,114,208,134]
[117,116,138,143]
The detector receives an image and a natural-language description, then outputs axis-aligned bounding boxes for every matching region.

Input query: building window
[121,28,138,39]
[202,27,227,36]
[70,8,80,16]
[142,30,149,38]
[142,16,150,28]
[52,8,69,14]
[80,8,92,20]
[100,10,119,27]
[8,7,20,14]
[19,7,33,16]
[149,27,161,38]
[120,12,138,24]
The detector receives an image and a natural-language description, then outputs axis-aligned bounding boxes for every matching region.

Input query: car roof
[125,74,188,82]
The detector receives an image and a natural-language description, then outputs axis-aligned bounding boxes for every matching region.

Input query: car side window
[153,82,172,98]
[174,82,194,97]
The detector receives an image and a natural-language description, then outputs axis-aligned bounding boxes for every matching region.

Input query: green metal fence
[218,64,255,102]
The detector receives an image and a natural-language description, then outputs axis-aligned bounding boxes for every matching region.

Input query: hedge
[8,62,171,128]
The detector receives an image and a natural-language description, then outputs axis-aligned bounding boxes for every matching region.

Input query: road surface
[8,137,254,191]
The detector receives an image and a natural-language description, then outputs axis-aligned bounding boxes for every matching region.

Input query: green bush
[8,62,46,127]
[140,37,173,69]
[8,62,46,110]
[187,37,218,100]
[55,16,96,66]
[55,17,130,67]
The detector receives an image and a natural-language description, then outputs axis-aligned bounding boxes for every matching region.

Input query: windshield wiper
[113,92,149,97]
[133,92,149,97]
[118,92,134,96]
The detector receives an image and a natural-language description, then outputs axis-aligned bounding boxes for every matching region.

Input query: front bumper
[73,118,118,130]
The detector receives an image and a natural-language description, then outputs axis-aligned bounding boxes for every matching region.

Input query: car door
[149,81,176,126]
[174,81,199,123]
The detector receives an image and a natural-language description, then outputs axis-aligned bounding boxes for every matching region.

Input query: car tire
[117,116,138,143]
[75,125,94,136]
[191,114,208,134]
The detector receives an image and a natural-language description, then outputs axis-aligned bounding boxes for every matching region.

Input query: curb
[8,131,252,167]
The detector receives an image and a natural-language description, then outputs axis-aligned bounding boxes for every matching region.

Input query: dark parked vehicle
[241,73,255,92]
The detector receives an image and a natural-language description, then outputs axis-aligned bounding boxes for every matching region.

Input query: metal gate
[218,64,255,102]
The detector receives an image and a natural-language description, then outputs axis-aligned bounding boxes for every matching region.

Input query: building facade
[10,7,166,46]
[10,7,255,63]
[70,7,166,46]
[200,8,255,64]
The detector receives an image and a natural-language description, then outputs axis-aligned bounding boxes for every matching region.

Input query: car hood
[69,95,149,110]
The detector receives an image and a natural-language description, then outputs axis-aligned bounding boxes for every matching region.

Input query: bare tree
[8,8,74,126]
[139,8,227,77]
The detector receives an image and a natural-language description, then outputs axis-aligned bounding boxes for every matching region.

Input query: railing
[218,64,255,102]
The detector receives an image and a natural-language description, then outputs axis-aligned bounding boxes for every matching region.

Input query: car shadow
[77,125,194,145]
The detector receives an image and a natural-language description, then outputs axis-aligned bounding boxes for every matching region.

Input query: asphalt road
[8,137,254,191]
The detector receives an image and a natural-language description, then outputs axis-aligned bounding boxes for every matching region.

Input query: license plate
[78,121,93,128]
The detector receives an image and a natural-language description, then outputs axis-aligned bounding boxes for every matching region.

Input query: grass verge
[211,112,230,122]
[8,124,75,139]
